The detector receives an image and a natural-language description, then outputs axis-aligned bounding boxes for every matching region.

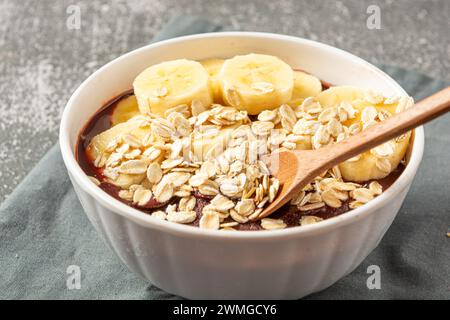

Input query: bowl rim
[59,31,424,240]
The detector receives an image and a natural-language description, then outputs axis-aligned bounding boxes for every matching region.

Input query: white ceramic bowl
[60,32,423,299]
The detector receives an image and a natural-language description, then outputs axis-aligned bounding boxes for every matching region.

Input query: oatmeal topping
[87,67,412,231]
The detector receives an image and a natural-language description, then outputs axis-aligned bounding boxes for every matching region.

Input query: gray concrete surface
[0,0,449,202]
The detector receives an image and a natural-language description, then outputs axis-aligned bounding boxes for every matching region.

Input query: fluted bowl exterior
[60,32,423,299]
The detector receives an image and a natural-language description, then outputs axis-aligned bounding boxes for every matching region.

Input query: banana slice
[337,138,410,182]
[133,59,212,116]
[288,70,322,107]
[192,124,239,161]
[317,86,411,182]
[87,118,158,189]
[111,94,140,126]
[316,86,365,108]
[91,119,238,163]
[86,118,148,161]
[200,58,225,103]
[219,54,294,115]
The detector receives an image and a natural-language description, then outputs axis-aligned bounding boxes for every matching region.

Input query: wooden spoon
[256,87,450,220]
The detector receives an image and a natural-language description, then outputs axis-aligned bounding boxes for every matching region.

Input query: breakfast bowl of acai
[60,32,423,299]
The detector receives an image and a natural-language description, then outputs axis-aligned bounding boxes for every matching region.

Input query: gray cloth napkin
[0,17,449,300]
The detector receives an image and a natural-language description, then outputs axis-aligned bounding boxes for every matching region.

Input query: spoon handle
[317,86,450,168]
